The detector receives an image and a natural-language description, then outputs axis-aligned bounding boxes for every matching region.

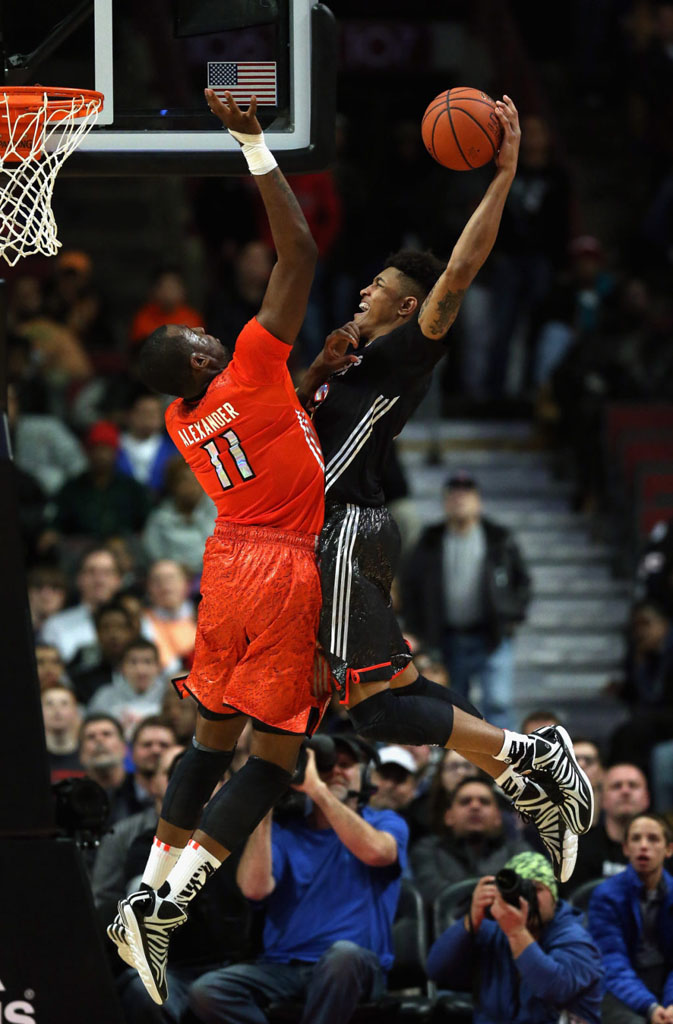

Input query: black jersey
[312,316,445,507]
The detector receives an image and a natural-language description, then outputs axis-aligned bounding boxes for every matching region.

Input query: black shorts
[319,503,412,697]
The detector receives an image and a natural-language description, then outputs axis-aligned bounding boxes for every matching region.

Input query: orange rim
[0,87,104,115]
[0,88,103,162]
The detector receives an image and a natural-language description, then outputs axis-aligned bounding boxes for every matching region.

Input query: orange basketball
[421,87,504,171]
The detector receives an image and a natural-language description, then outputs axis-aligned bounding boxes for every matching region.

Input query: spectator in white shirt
[87,638,167,740]
[42,547,122,662]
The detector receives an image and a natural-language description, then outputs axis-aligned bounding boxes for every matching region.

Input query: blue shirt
[260,807,409,970]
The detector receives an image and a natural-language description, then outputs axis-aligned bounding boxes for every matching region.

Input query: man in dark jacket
[410,774,532,905]
[427,850,603,1024]
[401,471,531,728]
[588,813,673,1024]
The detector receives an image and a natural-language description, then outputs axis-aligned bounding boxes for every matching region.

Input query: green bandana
[503,851,558,901]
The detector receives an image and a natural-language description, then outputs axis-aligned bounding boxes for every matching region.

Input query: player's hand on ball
[493,95,520,174]
[204,88,262,135]
[323,321,360,372]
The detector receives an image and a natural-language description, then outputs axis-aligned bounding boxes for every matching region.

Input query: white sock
[141,836,183,890]
[494,763,526,795]
[160,839,222,909]
[494,729,540,765]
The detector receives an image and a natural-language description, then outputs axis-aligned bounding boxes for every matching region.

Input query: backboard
[1,0,336,174]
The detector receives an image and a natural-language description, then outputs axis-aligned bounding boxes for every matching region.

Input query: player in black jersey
[297,95,589,885]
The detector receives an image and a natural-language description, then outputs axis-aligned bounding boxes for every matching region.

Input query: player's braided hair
[137,325,195,397]
[384,248,446,300]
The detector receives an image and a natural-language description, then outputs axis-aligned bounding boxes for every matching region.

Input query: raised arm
[418,94,521,341]
[205,88,318,345]
[295,750,399,867]
[236,810,276,901]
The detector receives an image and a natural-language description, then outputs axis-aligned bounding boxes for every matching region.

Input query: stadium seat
[428,879,479,1023]
[567,877,605,926]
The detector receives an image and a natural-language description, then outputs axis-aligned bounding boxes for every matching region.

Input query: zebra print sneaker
[502,776,579,883]
[118,887,187,1005]
[511,725,594,836]
[106,913,134,967]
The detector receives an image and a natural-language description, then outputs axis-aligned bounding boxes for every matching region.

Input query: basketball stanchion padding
[0,87,104,266]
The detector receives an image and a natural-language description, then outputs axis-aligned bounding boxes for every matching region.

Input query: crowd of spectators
[5,2,673,1019]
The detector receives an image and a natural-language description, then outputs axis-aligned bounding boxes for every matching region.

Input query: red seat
[618,439,673,490]
[605,403,673,460]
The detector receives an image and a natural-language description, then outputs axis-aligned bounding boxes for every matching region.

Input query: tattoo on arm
[421,287,466,336]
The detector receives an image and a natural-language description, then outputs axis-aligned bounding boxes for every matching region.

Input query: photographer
[188,734,409,1024]
[426,851,603,1024]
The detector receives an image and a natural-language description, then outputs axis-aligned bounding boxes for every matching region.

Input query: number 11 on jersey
[202,430,255,491]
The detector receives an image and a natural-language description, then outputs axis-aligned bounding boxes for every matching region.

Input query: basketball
[421,87,504,171]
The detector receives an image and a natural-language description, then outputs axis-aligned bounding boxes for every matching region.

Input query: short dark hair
[120,637,160,662]
[521,709,561,732]
[137,325,194,397]
[625,812,673,845]
[449,773,495,805]
[384,249,445,301]
[79,712,125,742]
[93,599,135,630]
[130,714,176,748]
[27,565,68,590]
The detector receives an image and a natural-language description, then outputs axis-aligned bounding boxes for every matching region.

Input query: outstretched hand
[493,95,520,175]
[204,88,262,135]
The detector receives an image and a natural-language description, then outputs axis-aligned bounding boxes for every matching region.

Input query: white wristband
[228,128,278,176]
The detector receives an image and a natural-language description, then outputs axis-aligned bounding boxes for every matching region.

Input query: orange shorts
[174,521,326,734]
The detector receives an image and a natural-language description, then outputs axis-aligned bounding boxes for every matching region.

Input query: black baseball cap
[445,471,478,490]
[332,733,380,768]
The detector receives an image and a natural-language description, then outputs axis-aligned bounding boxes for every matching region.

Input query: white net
[0,89,103,266]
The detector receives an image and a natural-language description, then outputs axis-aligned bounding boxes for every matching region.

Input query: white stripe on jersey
[295,409,324,472]
[324,396,399,494]
[330,504,360,659]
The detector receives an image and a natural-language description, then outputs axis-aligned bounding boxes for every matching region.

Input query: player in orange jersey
[109,89,353,1008]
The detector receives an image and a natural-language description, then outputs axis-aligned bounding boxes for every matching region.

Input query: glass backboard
[2,0,336,174]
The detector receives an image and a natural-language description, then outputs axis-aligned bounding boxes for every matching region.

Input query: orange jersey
[165,318,324,535]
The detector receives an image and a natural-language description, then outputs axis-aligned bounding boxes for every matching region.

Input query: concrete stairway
[396,418,631,741]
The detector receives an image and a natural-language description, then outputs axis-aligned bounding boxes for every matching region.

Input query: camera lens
[495,868,522,906]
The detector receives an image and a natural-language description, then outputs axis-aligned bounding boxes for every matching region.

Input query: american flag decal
[207,62,277,105]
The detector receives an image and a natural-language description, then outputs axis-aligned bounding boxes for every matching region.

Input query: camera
[494,868,539,920]
[51,777,110,848]
[291,735,339,787]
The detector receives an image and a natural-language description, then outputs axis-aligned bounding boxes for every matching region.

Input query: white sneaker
[118,887,187,1005]
[508,725,594,836]
[502,776,579,883]
[106,913,134,967]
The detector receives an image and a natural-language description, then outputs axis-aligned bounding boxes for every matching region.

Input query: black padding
[393,674,484,719]
[348,687,454,746]
[199,756,293,852]
[161,742,235,831]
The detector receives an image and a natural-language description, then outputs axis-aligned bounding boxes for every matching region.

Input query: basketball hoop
[0,87,104,266]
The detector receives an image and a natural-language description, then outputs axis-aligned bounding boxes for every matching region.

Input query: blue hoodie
[427,900,603,1024]
[588,864,673,1015]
